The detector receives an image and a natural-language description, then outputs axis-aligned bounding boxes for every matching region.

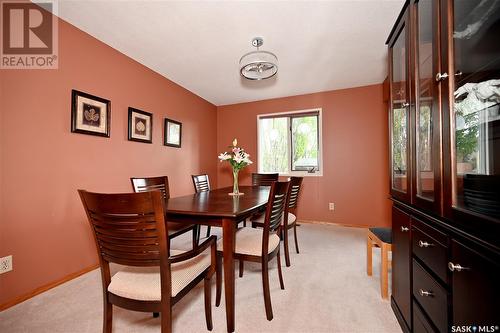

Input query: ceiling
[57,1,404,106]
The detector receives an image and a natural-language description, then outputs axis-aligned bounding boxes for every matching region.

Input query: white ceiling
[57,0,404,106]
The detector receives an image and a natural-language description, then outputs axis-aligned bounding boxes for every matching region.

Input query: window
[257,109,322,176]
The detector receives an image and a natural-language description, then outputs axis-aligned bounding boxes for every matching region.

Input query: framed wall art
[128,107,153,143]
[71,90,111,137]
[164,118,182,148]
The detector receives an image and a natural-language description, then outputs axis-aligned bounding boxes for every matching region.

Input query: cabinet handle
[419,289,434,297]
[435,72,449,81]
[418,240,434,248]
[401,226,409,232]
[448,262,470,272]
[401,102,410,108]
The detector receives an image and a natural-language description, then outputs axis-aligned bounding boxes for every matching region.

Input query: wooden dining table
[165,185,270,332]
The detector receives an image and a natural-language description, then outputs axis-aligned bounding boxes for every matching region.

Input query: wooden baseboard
[0,263,99,311]
[298,219,372,229]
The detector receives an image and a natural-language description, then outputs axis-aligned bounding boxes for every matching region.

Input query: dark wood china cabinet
[387,1,500,332]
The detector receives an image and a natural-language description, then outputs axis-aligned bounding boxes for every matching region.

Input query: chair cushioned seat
[107,249,210,301]
[369,227,392,244]
[217,227,280,256]
[251,212,297,225]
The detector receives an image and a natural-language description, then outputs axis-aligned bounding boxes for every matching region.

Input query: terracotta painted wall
[216,85,390,228]
[0,19,217,306]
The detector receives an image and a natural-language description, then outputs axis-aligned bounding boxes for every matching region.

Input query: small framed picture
[71,90,111,137]
[128,107,153,143]
[164,118,182,148]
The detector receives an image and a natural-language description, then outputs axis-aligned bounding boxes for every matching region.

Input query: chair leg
[367,234,373,276]
[261,260,273,321]
[293,224,300,254]
[192,226,199,248]
[381,243,389,299]
[103,299,112,333]
[160,306,172,333]
[283,227,291,267]
[277,249,285,290]
[215,254,222,307]
[206,226,211,238]
[204,277,213,331]
[239,260,244,278]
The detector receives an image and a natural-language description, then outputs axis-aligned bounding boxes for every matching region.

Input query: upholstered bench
[367,227,392,299]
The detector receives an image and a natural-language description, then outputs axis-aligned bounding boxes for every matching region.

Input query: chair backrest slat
[252,173,279,186]
[268,192,287,231]
[262,181,290,255]
[288,177,303,209]
[192,174,211,193]
[131,176,170,201]
[78,190,168,268]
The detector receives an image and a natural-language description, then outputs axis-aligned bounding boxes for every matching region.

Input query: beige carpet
[0,223,401,333]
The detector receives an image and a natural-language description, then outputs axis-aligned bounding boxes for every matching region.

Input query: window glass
[291,115,319,171]
[258,111,321,175]
[259,117,288,173]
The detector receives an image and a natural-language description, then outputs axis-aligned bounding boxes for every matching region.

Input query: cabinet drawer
[413,260,448,333]
[413,300,438,333]
[412,221,448,282]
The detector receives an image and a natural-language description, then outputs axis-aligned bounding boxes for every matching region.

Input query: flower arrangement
[218,138,253,195]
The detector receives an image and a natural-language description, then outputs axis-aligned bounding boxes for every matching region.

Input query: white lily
[218,152,231,161]
[234,153,244,163]
[241,152,253,164]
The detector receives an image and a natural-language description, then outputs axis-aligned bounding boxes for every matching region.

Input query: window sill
[278,172,323,177]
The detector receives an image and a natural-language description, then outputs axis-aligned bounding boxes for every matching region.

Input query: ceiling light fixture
[239,37,278,80]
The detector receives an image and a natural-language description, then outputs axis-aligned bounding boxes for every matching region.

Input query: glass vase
[232,169,240,195]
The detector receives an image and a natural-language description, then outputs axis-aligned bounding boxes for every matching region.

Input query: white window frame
[257,108,323,177]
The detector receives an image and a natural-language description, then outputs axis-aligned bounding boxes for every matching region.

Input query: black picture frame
[128,107,153,144]
[71,89,111,137]
[164,118,182,148]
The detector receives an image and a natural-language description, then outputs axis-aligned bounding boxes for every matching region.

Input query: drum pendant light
[239,37,278,80]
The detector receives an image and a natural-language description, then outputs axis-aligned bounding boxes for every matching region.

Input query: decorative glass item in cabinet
[452,0,500,219]
[416,0,434,201]
[392,27,409,193]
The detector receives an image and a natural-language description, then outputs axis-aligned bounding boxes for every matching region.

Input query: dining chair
[250,173,280,221]
[192,174,212,238]
[78,190,217,333]
[215,180,289,321]
[131,176,199,247]
[252,177,303,267]
[251,173,279,186]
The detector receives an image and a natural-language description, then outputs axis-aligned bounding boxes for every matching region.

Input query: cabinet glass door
[415,0,436,202]
[391,26,410,196]
[451,0,500,220]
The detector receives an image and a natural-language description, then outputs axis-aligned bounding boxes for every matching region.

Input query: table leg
[222,218,236,332]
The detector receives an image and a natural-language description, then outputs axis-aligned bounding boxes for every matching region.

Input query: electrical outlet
[0,255,13,274]
[329,203,335,211]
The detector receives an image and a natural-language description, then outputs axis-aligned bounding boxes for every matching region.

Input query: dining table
[165,185,271,333]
